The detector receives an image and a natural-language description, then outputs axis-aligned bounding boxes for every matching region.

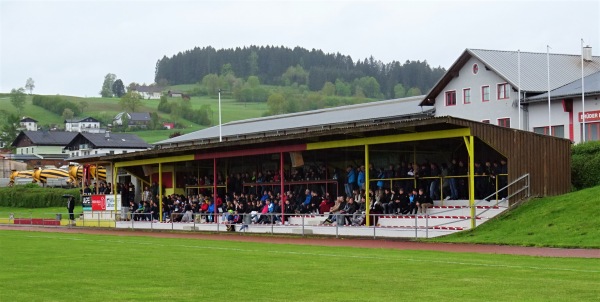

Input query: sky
[1,0,599,97]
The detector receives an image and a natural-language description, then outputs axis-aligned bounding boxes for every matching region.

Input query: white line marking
[15,234,600,274]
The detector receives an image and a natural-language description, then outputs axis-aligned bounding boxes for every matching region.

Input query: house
[163,122,175,130]
[420,47,600,143]
[167,90,183,98]
[11,131,76,167]
[19,117,38,131]
[64,117,105,133]
[134,85,163,99]
[113,112,152,129]
[63,132,151,158]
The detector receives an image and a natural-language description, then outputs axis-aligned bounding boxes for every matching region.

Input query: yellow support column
[365,144,370,226]
[463,136,476,229]
[158,163,163,222]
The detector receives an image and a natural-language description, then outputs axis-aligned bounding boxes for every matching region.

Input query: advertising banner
[91,195,106,211]
[82,195,92,210]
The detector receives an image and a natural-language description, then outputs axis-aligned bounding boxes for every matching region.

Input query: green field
[431,186,600,248]
[0,230,598,301]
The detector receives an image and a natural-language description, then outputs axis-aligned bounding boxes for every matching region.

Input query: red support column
[213,158,218,224]
[280,152,285,224]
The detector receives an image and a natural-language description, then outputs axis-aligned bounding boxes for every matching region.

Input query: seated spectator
[323,196,344,224]
[339,196,357,226]
[408,189,418,215]
[416,188,434,214]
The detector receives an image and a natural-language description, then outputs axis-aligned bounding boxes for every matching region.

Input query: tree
[335,79,351,96]
[267,93,286,115]
[248,50,258,75]
[112,79,126,98]
[119,91,142,112]
[62,108,74,120]
[393,83,406,98]
[0,110,20,150]
[247,76,260,88]
[127,82,139,92]
[406,87,422,97]
[10,87,26,116]
[201,73,220,95]
[100,73,116,97]
[25,78,35,95]
[321,82,336,96]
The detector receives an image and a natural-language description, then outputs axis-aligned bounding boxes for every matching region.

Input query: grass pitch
[0,230,598,301]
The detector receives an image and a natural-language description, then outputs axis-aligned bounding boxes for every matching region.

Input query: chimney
[105,131,110,140]
[583,46,593,62]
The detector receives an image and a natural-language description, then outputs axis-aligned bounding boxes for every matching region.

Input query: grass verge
[429,186,600,248]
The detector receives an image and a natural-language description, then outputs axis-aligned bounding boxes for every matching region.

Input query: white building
[134,85,162,99]
[19,117,38,131]
[420,48,600,143]
[65,117,105,133]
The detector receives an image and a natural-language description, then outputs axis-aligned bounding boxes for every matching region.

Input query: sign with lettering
[82,195,92,210]
[91,195,106,211]
[579,110,600,122]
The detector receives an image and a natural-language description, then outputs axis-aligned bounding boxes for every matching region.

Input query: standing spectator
[357,165,366,190]
[345,165,356,197]
[66,195,75,221]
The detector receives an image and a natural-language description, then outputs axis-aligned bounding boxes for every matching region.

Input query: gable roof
[526,70,600,102]
[156,96,431,146]
[12,131,77,147]
[114,112,152,122]
[64,117,100,123]
[68,132,151,149]
[20,117,38,123]
[421,48,600,106]
[128,112,151,121]
[134,86,163,93]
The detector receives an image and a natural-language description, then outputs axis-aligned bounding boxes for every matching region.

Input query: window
[445,90,456,106]
[463,88,471,104]
[497,83,510,99]
[482,119,490,124]
[482,86,490,102]
[534,125,565,138]
[581,122,600,141]
[498,118,511,128]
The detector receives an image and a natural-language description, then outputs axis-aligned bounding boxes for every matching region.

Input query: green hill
[431,186,600,248]
[0,93,268,144]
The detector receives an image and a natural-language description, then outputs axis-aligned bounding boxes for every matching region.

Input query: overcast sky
[1,0,599,97]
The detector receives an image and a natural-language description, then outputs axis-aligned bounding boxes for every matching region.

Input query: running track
[1,225,598,258]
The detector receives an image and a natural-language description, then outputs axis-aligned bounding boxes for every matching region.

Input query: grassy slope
[431,186,600,248]
[1,92,268,144]
[0,230,598,301]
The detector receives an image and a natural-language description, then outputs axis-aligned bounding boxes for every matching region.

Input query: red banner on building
[579,110,600,122]
[91,195,106,211]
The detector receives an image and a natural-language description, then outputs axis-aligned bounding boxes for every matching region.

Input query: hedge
[0,185,81,208]
[571,141,600,190]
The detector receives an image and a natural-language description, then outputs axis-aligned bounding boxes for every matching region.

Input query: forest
[154,45,446,99]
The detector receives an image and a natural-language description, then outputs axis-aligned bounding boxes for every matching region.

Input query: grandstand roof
[156,96,431,147]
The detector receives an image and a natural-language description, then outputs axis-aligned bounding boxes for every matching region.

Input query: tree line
[154,45,445,98]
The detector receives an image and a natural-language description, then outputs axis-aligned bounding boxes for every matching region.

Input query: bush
[571,141,600,190]
[32,95,81,117]
[0,186,81,208]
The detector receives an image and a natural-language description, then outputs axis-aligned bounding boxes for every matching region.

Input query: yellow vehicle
[68,165,107,186]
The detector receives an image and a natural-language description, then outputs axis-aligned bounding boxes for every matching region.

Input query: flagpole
[218,89,222,142]
[581,39,586,142]
[547,45,552,136]
[518,49,521,131]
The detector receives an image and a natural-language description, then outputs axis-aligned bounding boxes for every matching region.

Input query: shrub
[32,95,81,117]
[571,141,600,190]
[0,186,81,208]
